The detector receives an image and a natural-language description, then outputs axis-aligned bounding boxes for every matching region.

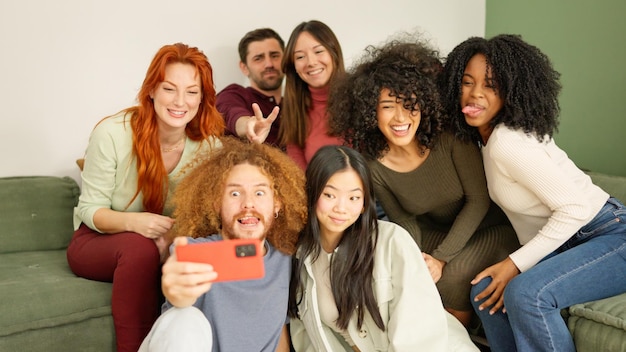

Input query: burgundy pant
[67,224,161,352]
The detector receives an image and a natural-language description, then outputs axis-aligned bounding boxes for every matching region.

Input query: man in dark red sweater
[217,28,284,147]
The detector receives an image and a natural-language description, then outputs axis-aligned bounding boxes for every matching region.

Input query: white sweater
[290,220,477,352]
[482,125,608,272]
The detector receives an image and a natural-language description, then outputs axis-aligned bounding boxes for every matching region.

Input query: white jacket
[290,220,477,352]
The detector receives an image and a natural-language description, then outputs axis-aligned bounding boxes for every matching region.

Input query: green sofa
[0,176,114,352]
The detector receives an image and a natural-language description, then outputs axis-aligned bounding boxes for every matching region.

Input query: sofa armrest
[586,171,626,202]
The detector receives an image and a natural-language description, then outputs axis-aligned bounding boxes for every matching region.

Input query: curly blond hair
[169,136,307,255]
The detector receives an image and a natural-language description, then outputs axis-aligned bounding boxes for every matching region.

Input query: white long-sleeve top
[74,112,220,231]
[290,220,477,352]
[482,125,608,272]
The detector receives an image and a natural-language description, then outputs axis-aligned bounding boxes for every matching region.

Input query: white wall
[0,0,484,182]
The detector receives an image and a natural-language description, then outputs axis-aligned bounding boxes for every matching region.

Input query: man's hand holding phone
[161,237,218,308]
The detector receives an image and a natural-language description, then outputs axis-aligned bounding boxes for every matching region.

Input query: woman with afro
[328,36,519,328]
[440,34,626,351]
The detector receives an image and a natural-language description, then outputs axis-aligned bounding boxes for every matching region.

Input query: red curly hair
[169,137,307,255]
[125,42,224,213]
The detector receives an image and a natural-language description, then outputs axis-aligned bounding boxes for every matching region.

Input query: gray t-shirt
[163,234,291,352]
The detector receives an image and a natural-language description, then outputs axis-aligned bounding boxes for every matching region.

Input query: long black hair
[288,145,384,331]
[439,34,561,143]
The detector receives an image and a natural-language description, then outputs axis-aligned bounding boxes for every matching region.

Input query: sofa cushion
[568,292,626,352]
[0,176,80,254]
[0,314,114,352]
[0,250,112,338]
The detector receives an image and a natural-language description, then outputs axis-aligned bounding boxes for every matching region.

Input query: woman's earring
[275,211,279,219]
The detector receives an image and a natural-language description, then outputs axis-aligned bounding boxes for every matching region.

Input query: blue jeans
[471,197,626,352]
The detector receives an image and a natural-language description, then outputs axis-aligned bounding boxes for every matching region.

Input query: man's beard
[253,70,284,91]
[221,210,272,240]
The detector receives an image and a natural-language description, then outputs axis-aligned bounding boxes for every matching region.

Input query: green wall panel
[485,0,626,176]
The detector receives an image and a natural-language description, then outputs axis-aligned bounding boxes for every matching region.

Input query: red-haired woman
[67,43,224,352]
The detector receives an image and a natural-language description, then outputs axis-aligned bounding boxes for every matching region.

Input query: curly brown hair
[168,137,307,255]
[328,36,443,159]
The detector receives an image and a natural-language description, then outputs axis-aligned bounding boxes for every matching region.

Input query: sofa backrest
[0,176,80,254]
[586,171,626,204]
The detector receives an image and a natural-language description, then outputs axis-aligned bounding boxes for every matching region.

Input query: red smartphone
[175,238,265,282]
